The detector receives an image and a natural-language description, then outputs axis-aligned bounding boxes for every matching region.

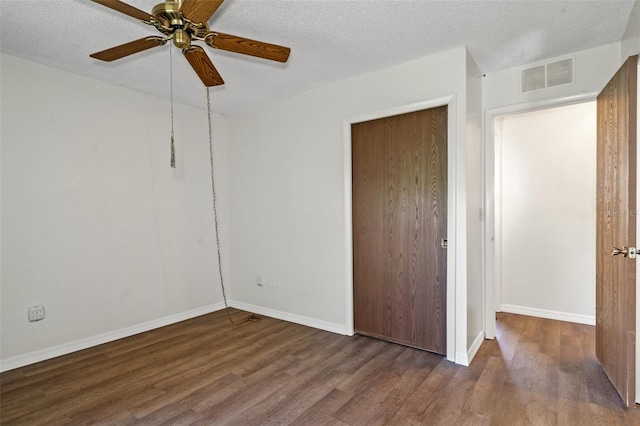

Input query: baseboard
[229,300,347,335]
[500,304,595,325]
[454,330,485,366]
[467,330,485,365]
[454,350,469,366]
[0,302,226,372]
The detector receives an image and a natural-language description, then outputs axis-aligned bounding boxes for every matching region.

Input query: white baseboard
[0,302,226,372]
[229,300,347,335]
[467,330,485,364]
[500,304,595,325]
[454,330,485,366]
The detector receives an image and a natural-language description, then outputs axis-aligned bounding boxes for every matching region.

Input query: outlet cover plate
[28,305,45,322]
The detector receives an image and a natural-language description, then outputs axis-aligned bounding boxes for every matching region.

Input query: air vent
[520,57,574,93]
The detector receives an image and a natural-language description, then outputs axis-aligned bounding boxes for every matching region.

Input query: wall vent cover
[520,57,574,93]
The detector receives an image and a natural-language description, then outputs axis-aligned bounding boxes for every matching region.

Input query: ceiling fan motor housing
[152,0,209,45]
[152,1,183,27]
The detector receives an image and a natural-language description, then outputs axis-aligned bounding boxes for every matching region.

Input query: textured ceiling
[0,0,635,115]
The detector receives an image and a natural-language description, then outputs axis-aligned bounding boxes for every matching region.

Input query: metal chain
[206,88,258,325]
[207,87,228,307]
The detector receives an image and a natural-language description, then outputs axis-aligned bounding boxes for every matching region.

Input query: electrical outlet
[268,276,276,288]
[28,305,45,322]
[256,274,264,287]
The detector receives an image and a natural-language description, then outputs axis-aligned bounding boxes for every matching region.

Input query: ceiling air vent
[520,57,574,93]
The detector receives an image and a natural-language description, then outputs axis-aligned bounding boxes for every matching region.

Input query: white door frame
[482,92,598,339]
[343,95,458,363]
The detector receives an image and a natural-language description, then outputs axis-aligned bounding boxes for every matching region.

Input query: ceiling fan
[89,0,291,86]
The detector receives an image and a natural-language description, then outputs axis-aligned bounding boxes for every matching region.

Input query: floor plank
[1,311,638,425]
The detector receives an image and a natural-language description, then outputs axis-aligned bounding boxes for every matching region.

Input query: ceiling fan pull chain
[207,87,237,325]
[170,135,176,169]
[207,87,227,306]
[170,46,176,169]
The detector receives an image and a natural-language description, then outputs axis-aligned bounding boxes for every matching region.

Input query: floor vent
[520,57,574,93]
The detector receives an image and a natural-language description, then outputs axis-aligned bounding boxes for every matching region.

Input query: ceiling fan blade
[205,32,291,63]
[90,37,167,62]
[180,0,224,25]
[91,0,155,22]
[183,46,224,87]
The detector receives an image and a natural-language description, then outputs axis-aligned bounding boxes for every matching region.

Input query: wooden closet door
[352,106,447,354]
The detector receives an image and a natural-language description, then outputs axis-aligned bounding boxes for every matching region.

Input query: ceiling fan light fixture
[173,29,190,49]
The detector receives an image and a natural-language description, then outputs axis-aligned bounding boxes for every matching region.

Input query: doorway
[351,106,447,354]
[483,94,598,340]
[495,102,597,324]
[484,67,638,406]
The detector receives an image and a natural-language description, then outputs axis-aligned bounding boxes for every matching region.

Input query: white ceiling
[0,0,635,115]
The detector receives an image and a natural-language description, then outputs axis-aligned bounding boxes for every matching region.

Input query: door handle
[612,247,637,258]
[612,247,628,257]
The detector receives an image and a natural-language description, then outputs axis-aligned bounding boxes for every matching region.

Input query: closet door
[352,106,447,354]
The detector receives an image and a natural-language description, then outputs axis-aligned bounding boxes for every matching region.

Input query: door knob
[612,247,637,258]
[612,247,628,257]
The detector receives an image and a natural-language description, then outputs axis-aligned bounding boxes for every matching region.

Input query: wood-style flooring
[1,311,638,425]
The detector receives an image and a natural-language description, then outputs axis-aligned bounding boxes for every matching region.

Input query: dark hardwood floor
[1,311,638,425]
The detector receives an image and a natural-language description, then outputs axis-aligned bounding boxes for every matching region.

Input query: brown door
[351,106,447,354]
[596,55,638,407]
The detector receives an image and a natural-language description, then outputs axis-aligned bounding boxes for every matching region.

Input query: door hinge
[441,239,448,249]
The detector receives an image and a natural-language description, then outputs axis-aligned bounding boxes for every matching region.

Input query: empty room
[1,0,640,424]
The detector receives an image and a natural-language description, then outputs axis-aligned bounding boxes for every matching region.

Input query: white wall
[621,0,640,59]
[484,43,622,111]
[226,46,481,364]
[498,102,596,323]
[465,50,484,355]
[0,54,229,369]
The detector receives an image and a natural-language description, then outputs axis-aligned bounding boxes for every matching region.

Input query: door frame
[343,95,457,363]
[482,92,599,339]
